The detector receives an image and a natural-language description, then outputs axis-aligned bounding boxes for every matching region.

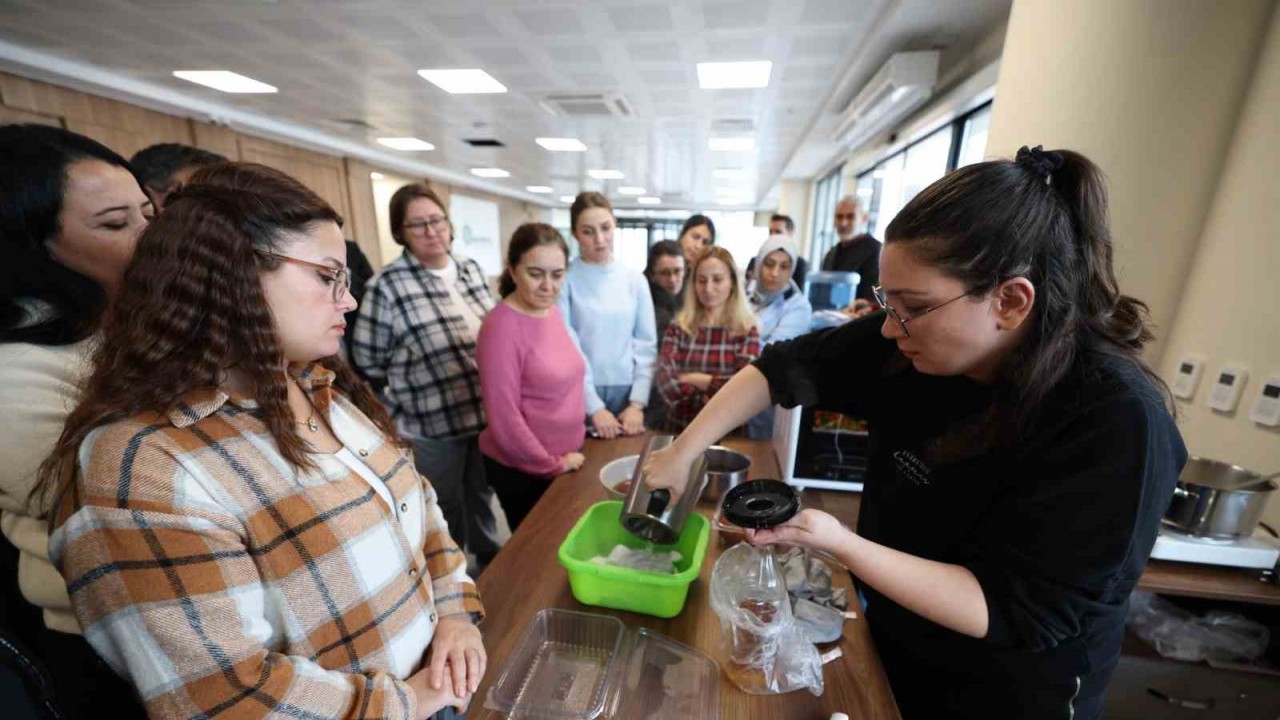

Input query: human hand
[639,443,699,501]
[562,452,586,473]
[428,616,486,699]
[745,509,852,556]
[618,403,646,435]
[408,664,472,719]
[842,298,874,318]
[591,409,622,439]
[678,372,713,391]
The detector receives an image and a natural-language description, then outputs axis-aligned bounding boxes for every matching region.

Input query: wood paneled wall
[0,71,550,272]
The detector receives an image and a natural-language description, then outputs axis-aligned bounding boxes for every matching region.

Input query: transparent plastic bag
[709,542,824,695]
[1127,591,1270,663]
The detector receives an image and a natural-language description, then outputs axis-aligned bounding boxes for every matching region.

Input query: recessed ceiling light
[617,186,646,195]
[536,137,588,152]
[417,68,507,94]
[696,61,773,90]
[713,168,749,180]
[369,172,385,180]
[173,70,277,93]
[638,196,661,205]
[525,185,553,193]
[708,137,756,153]
[588,169,624,180]
[471,167,510,178]
[377,137,435,151]
[559,195,577,203]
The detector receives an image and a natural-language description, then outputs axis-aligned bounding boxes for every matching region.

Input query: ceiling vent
[538,91,634,118]
[464,138,505,147]
[711,118,755,134]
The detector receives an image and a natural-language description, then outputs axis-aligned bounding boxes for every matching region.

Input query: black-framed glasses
[872,285,970,338]
[403,217,449,234]
[273,253,351,302]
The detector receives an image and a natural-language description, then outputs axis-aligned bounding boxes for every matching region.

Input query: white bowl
[599,454,640,499]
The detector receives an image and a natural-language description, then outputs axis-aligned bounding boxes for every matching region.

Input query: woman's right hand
[562,452,586,474]
[409,665,471,719]
[640,443,700,500]
[591,409,622,439]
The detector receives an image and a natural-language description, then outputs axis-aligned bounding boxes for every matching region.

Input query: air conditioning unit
[833,50,939,150]
[538,91,634,118]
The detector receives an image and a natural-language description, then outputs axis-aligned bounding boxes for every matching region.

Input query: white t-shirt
[425,259,483,337]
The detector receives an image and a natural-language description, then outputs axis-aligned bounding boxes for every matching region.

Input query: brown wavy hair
[35,162,399,514]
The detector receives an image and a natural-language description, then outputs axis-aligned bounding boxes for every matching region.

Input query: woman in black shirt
[642,146,1186,720]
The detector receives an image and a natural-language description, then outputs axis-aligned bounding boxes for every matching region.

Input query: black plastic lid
[721,479,800,529]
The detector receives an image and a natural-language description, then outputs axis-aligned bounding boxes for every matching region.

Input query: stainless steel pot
[700,446,751,503]
[1163,457,1279,539]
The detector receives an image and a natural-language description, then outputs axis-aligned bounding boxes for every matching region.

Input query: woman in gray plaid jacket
[352,184,504,574]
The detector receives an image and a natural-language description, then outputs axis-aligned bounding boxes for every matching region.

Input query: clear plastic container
[485,608,719,719]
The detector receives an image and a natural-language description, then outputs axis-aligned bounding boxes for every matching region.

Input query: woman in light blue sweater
[745,235,812,439]
[558,192,657,439]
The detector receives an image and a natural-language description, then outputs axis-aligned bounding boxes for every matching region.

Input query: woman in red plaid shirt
[656,247,761,431]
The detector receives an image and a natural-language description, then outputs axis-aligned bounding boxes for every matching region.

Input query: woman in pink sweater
[477,223,586,530]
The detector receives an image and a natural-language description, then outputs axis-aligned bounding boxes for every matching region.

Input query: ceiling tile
[627,41,681,62]
[605,4,675,33]
[515,8,584,35]
[428,13,500,38]
[703,1,770,30]
[546,44,602,63]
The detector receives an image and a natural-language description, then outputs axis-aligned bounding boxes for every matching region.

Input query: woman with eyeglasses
[353,183,503,574]
[641,147,1186,720]
[41,163,485,720]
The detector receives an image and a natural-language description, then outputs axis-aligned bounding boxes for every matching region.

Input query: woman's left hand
[428,616,487,698]
[679,372,713,391]
[618,403,645,435]
[745,509,852,557]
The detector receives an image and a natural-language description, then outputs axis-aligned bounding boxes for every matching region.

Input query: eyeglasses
[872,285,970,338]
[272,253,351,303]
[654,268,685,278]
[403,217,449,234]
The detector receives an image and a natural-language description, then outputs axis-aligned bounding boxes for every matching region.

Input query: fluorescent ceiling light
[638,196,661,205]
[369,172,384,180]
[471,167,510,178]
[417,68,507,94]
[536,137,588,152]
[588,169,624,180]
[559,195,576,203]
[617,186,646,195]
[696,61,773,90]
[525,185,553,193]
[173,70,277,93]
[713,168,749,180]
[377,137,435,151]
[709,137,755,153]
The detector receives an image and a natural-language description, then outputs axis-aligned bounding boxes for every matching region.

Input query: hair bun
[1015,145,1064,184]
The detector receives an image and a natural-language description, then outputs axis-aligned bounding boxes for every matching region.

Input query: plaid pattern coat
[50,363,482,720]
[656,323,762,431]
[352,252,495,439]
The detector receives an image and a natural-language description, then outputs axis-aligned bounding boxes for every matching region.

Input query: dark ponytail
[886,145,1169,460]
[499,223,569,298]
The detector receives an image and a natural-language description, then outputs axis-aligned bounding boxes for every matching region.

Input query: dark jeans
[411,436,504,574]
[481,455,551,532]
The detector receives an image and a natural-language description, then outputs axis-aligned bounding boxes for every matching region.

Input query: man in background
[130,143,226,211]
[820,195,879,301]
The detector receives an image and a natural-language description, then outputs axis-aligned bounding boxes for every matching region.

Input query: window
[807,165,844,267]
[955,104,991,168]
[854,100,993,240]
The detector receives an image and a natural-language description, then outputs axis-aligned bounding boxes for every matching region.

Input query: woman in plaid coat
[656,247,761,432]
[40,163,484,720]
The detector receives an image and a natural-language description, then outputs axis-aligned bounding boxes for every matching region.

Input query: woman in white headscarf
[744,236,812,438]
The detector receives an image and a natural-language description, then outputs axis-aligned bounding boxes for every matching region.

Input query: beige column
[986,0,1273,361]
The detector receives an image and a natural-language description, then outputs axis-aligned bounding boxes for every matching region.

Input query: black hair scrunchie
[1015,145,1064,185]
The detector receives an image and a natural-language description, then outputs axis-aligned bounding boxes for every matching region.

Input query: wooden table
[472,432,901,719]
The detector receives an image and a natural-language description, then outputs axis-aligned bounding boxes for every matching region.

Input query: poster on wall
[448,194,502,276]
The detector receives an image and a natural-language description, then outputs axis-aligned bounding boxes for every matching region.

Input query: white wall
[1158,5,1280,527]
[986,0,1273,362]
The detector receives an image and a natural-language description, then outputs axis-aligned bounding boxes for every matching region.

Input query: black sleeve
[855,239,881,300]
[751,311,893,418]
[793,257,808,290]
[345,240,375,305]
[965,393,1184,651]
[820,245,837,272]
